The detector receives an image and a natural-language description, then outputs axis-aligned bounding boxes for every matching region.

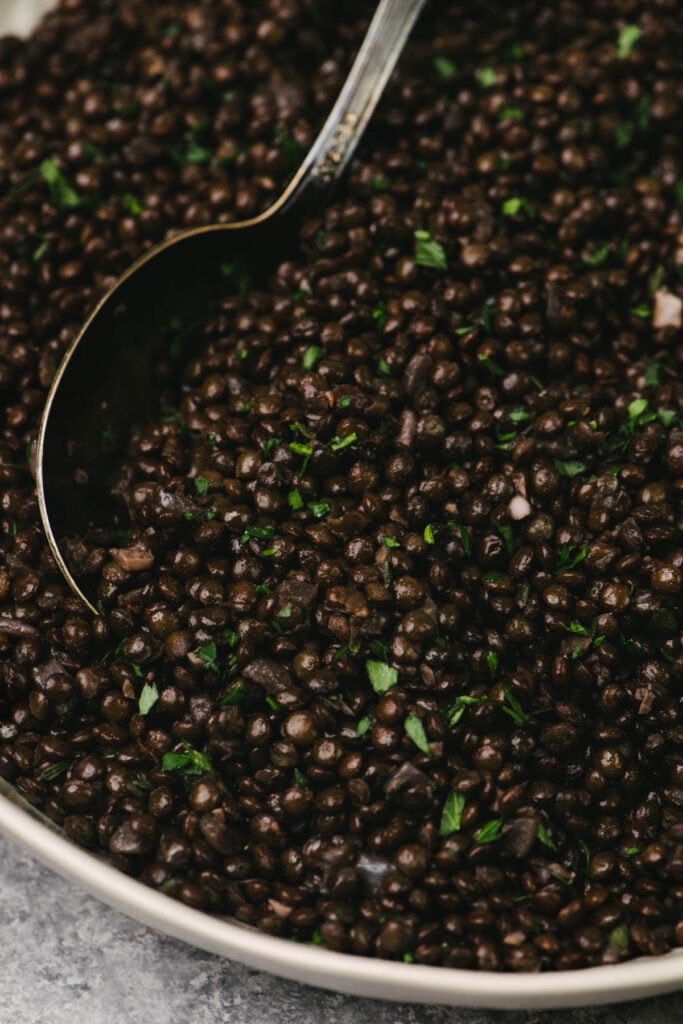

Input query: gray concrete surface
[0,831,682,1024]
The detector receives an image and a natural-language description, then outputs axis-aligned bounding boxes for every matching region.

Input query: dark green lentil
[2,0,683,974]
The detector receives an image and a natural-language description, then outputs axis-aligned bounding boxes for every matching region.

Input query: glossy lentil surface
[2,0,683,973]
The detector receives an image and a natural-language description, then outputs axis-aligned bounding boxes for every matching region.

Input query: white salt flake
[509,495,531,520]
[653,288,682,329]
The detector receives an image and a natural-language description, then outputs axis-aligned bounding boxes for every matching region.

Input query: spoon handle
[279,0,427,211]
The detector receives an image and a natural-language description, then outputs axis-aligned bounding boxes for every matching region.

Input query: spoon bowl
[35,0,426,613]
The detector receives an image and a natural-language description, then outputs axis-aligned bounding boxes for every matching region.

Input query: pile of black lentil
[2,0,683,973]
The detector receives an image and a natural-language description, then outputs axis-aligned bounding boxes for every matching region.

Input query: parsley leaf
[414,230,448,271]
[162,742,213,775]
[40,158,83,210]
[366,660,398,694]
[616,24,642,59]
[474,819,503,845]
[138,681,159,716]
[439,792,466,836]
[404,715,431,756]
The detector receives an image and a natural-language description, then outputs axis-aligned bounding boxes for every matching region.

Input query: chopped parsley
[414,230,448,271]
[502,684,530,725]
[404,715,431,756]
[329,433,357,453]
[366,659,398,694]
[162,742,213,776]
[439,792,466,836]
[554,459,587,478]
[537,823,557,850]
[477,67,497,87]
[194,475,210,495]
[616,24,642,59]
[193,641,220,673]
[502,196,533,218]
[40,158,83,210]
[302,345,323,370]
[446,694,487,726]
[474,819,503,845]
[308,500,330,519]
[434,55,457,80]
[138,681,159,716]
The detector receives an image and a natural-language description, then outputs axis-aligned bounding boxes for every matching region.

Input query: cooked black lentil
[2,0,683,973]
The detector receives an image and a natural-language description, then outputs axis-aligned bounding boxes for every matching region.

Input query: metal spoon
[35,0,427,613]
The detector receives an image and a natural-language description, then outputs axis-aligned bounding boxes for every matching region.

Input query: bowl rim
[2,782,683,1010]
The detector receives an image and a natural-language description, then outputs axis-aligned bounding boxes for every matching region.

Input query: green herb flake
[194,475,210,496]
[629,397,649,419]
[383,536,401,549]
[446,694,487,726]
[356,716,372,737]
[537,823,557,850]
[497,521,515,555]
[629,304,650,319]
[330,433,357,453]
[615,122,634,150]
[623,846,640,857]
[498,106,524,121]
[377,357,391,376]
[502,684,530,725]
[219,681,246,707]
[185,140,213,164]
[414,229,448,271]
[486,650,499,679]
[508,408,530,424]
[644,363,660,387]
[162,742,213,776]
[337,394,352,409]
[434,55,457,80]
[302,345,323,371]
[288,489,304,511]
[193,641,220,673]
[579,839,591,868]
[423,523,436,545]
[241,524,275,544]
[366,659,398,694]
[404,715,431,756]
[583,243,610,266]
[554,459,587,478]
[36,760,70,783]
[474,819,503,845]
[556,543,589,571]
[373,303,388,330]
[616,24,642,59]
[477,67,497,88]
[138,681,159,716]
[458,524,472,557]
[372,175,391,192]
[308,500,330,519]
[40,158,83,210]
[477,353,505,376]
[33,237,51,262]
[608,924,630,956]
[439,791,466,836]
[502,196,533,218]
[293,768,308,788]
[124,193,142,216]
